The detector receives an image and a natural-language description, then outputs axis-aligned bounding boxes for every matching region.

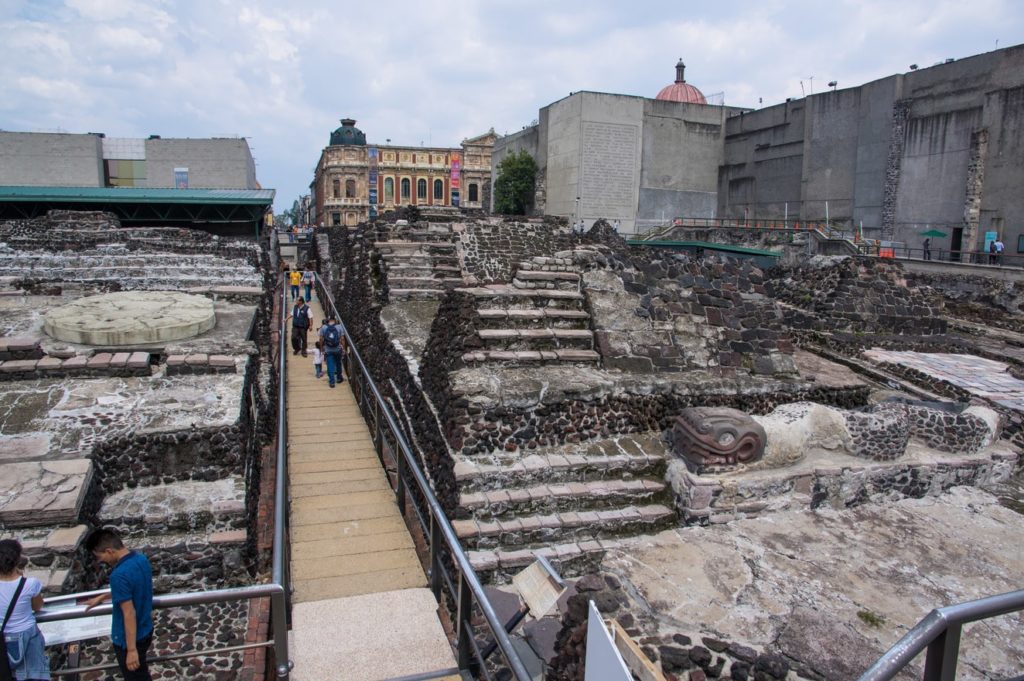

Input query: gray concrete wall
[543,94,584,223]
[144,138,257,189]
[0,132,104,186]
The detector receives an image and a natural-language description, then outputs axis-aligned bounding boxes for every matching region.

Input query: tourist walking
[291,298,311,356]
[319,315,346,388]
[0,539,49,681]
[312,341,324,379]
[922,237,931,260]
[288,268,302,300]
[989,240,998,264]
[84,529,154,681]
[995,238,1005,265]
[301,269,315,302]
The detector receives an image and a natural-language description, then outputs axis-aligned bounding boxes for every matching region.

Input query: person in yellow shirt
[288,268,302,300]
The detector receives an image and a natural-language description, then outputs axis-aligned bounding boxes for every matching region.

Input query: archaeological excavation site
[1,207,1022,680]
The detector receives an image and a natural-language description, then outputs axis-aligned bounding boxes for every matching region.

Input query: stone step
[388,276,466,289]
[453,445,668,492]
[381,252,460,264]
[477,328,594,350]
[11,524,89,573]
[468,538,620,582]
[513,270,581,282]
[477,308,590,321]
[461,349,600,364]
[459,478,667,519]
[97,478,247,536]
[452,504,676,550]
[374,241,457,251]
[390,288,447,300]
[385,263,462,275]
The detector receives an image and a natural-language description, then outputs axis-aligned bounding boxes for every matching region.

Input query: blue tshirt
[109,551,154,647]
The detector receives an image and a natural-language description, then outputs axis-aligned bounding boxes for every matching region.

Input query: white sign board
[584,600,632,681]
[37,596,111,646]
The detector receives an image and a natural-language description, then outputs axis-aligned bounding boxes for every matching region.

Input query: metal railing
[858,588,1024,681]
[857,242,1024,268]
[313,272,531,680]
[35,275,293,678]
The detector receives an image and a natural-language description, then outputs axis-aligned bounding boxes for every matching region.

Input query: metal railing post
[456,572,474,672]
[922,624,961,681]
[271,586,291,679]
[429,514,442,600]
[395,438,406,514]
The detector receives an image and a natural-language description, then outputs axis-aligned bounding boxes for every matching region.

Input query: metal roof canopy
[0,186,274,225]
[626,239,782,257]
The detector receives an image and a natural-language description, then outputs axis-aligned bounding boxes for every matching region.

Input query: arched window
[331,179,340,199]
[468,183,479,203]
[433,179,444,200]
[417,179,427,200]
[345,179,356,198]
[384,177,394,202]
[400,178,410,200]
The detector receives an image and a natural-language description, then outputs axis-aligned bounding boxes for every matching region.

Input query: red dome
[656,58,707,104]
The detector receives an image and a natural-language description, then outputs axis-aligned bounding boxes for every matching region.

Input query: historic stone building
[312,119,496,227]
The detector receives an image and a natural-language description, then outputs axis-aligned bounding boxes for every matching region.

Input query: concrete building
[492,61,746,233]
[0,131,259,190]
[312,119,497,227]
[718,43,1024,256]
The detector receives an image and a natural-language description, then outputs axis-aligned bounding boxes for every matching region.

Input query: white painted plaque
[37,595,111,646]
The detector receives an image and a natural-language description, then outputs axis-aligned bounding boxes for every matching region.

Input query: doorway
[951,227,963,262]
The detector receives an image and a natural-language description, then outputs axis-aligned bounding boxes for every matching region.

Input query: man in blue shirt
[85,528,154,680]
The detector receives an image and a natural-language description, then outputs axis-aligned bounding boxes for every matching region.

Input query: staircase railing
[313,272,531,680]
[858,588,1024,681]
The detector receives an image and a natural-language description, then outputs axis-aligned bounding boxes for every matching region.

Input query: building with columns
[312,119,497,227]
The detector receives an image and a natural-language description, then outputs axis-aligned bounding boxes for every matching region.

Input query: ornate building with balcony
[312,118,497,227]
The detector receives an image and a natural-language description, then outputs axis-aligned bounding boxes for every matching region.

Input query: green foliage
[857,609,886,628]
[493,150,537,215]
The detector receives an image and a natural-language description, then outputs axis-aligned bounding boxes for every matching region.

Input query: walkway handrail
[858,588,1024,681]
[271,271,292,677]
[313,271,531,680]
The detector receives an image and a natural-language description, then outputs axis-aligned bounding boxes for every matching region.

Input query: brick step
[469,538,620,583]
[462,349,600,364]
[452,504,676,550]
[458,478,667,520]
[390,288,447,300]
[516,270,581,280]
[457,286,585,309]
[374,240,457,251]
[385,263,462,275]
[454,446,668,492]
[477,328,594,350]
[388,276,466,289]
[477,308,590,321]
[381,252,460,263]
[97,478,246,537]
[394,229,456,241]
[16,524,89,575]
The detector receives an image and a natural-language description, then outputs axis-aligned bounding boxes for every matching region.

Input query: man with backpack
[319,315,345,388]
[291,298,311,356]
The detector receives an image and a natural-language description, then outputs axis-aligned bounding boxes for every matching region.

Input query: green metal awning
[0,186,274,205]
[626,239,782,257]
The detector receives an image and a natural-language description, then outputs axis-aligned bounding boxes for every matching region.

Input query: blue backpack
[323,324,341,349]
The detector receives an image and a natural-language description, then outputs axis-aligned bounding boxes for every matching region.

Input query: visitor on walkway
[301,269,315,302]
[0,539,49,681]
[989,240,998,264]
[84,529,154,681]
[923,238,931,260]
[291,298,311,356]
[312,341,324,379]
[995,238,1005,265]
[320,315,345,388]
[288,269,302,300]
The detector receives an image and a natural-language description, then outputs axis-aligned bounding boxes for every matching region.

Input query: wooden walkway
[286,296,457,679]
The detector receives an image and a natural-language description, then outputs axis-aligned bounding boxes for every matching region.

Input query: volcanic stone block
[0,460,93,528]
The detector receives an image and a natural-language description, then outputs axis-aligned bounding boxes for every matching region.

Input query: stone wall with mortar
[902,269,1024,333]
[457,218,574,283]
[766,257,946,335]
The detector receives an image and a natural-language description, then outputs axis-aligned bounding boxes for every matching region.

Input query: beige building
[312,119,496,227]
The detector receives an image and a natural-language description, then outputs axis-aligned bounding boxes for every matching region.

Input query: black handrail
[858,588,1024,681]
[313,271,531,680]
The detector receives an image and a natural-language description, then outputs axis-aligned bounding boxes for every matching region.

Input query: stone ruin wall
[457,217,574,283]
[766,257,947,335]
[902,269,1024,333]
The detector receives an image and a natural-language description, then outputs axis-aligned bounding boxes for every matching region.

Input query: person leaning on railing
[0,539,49,681]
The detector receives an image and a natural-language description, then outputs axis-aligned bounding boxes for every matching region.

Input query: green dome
[330,118,366,146]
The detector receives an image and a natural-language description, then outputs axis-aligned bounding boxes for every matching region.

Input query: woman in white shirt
[0,539,49,680]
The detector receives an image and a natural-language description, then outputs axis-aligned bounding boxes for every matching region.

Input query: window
[345,179,356,198]
[400,178,410,200]
[433,179,444,200]
[468,183,478,203]
[384,177,394,202]
[417,179,427,200]
[332,179,340,199]
[331,212,341,226]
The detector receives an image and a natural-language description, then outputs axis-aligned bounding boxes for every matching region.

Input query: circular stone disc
[44,291,216,346]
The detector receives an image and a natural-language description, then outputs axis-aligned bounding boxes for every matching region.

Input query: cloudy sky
[1,0,1021,212]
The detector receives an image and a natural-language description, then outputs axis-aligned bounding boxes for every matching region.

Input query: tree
[493,150,537,215]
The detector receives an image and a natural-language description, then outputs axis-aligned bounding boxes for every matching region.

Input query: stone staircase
[460,255,601,366]
[452,434,676,582]
[375,222,469,301]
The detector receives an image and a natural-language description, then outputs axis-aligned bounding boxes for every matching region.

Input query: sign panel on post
[584,600,632,681]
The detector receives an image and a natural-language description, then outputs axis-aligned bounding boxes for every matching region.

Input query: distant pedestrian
[0,539,49,681]
[312,341,324,379]
[291,298,311,356]
[84,529,154,681]
[319,315,345,388]
[922,238,931,260]
[989,240,998,265]
[288,269,302,300]
[301,269,315,302]
[613,219,620,233]
[995,238,1005,265]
